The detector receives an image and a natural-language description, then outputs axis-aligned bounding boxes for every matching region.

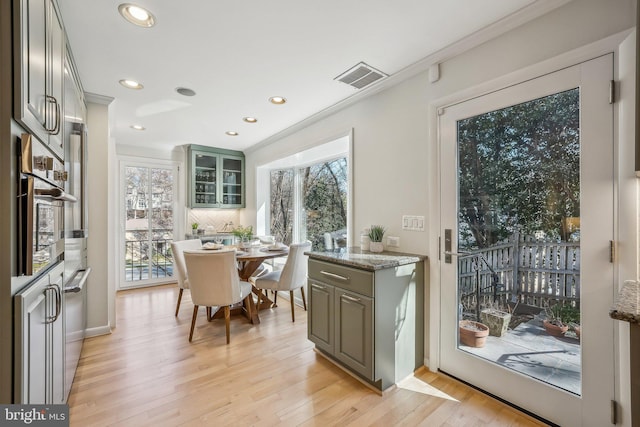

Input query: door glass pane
[270,169,294,244]
[124,165,174,284]
[456,88,581,395]
[300,158,348,250]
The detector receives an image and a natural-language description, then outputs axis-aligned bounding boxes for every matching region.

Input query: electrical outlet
[387,236,400,247]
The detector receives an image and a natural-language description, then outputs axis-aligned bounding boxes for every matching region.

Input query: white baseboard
[84,324,112,338]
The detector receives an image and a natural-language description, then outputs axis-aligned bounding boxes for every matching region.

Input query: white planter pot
[369,241,384,253]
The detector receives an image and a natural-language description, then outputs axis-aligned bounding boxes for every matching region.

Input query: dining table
[203,244,290,324]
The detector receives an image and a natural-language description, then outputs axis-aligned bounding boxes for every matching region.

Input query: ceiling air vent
[335,62,388,89]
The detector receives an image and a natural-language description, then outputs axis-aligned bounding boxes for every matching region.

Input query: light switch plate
[402,215,425,231]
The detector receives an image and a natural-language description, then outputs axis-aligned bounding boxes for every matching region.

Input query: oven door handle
[35,188,77,202]
[64,268,91,293]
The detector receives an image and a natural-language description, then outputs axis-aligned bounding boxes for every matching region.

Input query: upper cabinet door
[15,0,65,159]
[187,145,245,208]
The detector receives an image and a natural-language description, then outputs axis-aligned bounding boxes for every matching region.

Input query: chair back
[184,250,243,307]
[278,242,311,291]
[170,239,202,289]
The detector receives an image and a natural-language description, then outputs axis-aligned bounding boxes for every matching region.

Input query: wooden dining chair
[250,241,311,322]
[184,250,253,343]
[170,239,203,316]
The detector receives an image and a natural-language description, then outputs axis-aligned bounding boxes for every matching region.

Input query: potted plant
[368,225,386,253]
[232,225,254,248]
[191,222,199,235]
[459,320,489,347]
[480,302,512,337]
[543,303,579,337]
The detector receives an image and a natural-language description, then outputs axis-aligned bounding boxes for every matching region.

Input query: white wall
[243,0,636,423]
[86,96,115,336]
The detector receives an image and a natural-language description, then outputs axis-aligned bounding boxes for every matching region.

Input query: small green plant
[368,225,386,242]
[232,225,254,240]
[191,222,199,230]
[545,303,580,327]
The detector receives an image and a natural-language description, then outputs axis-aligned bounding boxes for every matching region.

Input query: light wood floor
[68,284,546,426]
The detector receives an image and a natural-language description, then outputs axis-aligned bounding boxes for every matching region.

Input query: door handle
[341,294,361,303]
[444,229,452,264]
[320,270,349,281]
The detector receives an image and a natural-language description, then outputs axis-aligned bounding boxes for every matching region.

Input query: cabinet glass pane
[222,158,242,205]
[194,153,217,205]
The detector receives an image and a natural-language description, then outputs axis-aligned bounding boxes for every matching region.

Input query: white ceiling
[57,0,557,153]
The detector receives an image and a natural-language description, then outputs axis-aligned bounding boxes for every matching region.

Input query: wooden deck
[68,284,546,426]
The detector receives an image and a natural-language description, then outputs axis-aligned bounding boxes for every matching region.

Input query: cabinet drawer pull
[320,270,349,281]
[341,294,361,303]
[311,283,326,290]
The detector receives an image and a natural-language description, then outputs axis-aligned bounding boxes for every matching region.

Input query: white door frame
[426,29,632,422]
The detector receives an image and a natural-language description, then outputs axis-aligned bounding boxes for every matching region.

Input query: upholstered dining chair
[250,241,311,322]
[170,239,202,316]
[184,250,253,343]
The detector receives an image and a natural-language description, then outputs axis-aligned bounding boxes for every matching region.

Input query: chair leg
[273,290,278,307]
[290,290,295,322]
[224,306,231,344]
[175,288,184,316]
[189,305,199,342]
[300,286,307,311]
[206,306,212,321]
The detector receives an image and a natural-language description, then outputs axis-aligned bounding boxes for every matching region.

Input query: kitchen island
[305,247,426,392]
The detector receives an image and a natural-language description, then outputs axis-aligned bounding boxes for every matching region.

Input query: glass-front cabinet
[187,145,245,208]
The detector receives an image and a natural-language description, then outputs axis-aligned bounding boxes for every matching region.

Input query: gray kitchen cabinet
[14,262,65,404]
[334,288,373,379]
[307,252,424,392]
[186,145,245,208]
[308,280,334,354]
[14,0,65,159]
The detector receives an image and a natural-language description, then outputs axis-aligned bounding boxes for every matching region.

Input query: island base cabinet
[308,280,334,354]
[334,289,373,380]
[307,258,424,392]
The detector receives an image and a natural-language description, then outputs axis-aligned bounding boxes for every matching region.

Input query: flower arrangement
[232,225,254,240]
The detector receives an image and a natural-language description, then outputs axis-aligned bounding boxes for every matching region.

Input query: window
[259,134,351,249]
[269,157,347,249]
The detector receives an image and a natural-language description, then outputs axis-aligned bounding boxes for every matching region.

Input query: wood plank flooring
[68,284,546,426]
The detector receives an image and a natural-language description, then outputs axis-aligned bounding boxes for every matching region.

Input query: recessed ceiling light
[118,3,156,28]
[269,96,286,105]
[119,79,143,90]
[131,124,145,131]
[225,131,239,136]
[243,117,258,123]
[176,87,196,97]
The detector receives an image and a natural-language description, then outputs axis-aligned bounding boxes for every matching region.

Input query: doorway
[120,160,178,289]
[438,54,615,426]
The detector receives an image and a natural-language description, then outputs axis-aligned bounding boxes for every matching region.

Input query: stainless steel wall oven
[17,133,75,276]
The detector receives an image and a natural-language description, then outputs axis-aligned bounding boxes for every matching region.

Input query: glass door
[439,55,614,426]
[222,156,243,206]
[121,162,176,288]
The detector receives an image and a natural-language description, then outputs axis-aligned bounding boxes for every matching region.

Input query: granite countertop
[305,247,426,271]
[609,280,640,324]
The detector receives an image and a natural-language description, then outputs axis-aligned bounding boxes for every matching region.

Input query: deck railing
[459,235,580,312]
[124,231,174,281]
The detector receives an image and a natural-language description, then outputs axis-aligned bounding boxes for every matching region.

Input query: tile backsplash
[188,209,240,234]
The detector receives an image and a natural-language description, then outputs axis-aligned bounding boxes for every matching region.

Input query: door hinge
[611,399,617,424]
[609,80,616,104]
[438,236,441,261]
[609,240,616,263]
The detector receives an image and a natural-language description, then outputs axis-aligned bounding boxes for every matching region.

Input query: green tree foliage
[458,89,579,249]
